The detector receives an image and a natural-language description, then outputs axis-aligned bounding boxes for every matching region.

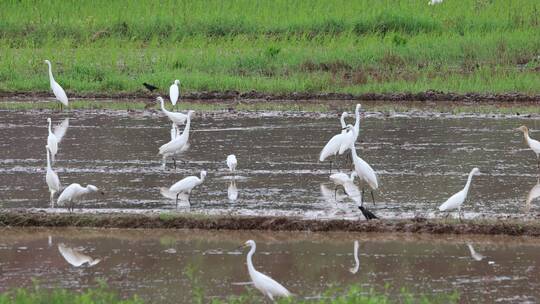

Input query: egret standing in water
[517,126,540,169]
[169,79,180,110]
[320,124,354,171]
[45,145,61,207]
[160,171,206,207]
[46,118,69,162]
[157,96,188,126]
[159,110,194,168]
[329,171,357,198]
[227,154,238,174]
[240,240,291,301]
[44,60,68,110]
[350,143,378,205]
[57,183,104,212]
[439,168,480,220]
[339,104,361,156]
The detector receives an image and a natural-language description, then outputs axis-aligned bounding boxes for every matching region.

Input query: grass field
[0,0,539,95]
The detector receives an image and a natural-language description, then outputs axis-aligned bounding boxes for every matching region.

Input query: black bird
[359,206,378,220]
[143,82,158,92]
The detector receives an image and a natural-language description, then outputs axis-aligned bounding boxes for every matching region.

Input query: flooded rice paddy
[0,228,538,303]
[1,110,540,219]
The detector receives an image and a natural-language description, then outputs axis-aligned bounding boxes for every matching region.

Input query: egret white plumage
[58,243,101,267]
[467,243,485,261]
[350,144,378,205]
[240,240,291,301]
[227,154,238,173]
[57,183,103,212]
[44,60,68,109]
[169,79,180,110]
[349,240,360,274]
[157,96,188,126]
[228,180,238,201]
[517,126,540,169]
[428,0,443,5]
[46,118,69,162]
[160,170,206,207]
[329,171,357,198]
[526,178,540,205]
[338,104,361,155]
[320,124,354,170]
[170,123,181,140]
[45,145,61,207]
[159,110,194,168]
[439,168,480,220]
[340,112,348,133]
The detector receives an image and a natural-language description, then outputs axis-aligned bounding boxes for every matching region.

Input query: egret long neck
[340,114,346,128]
[46,148,51,169]
[48,120,52,134]
[463,171,475,194]
[47,62,54,84]
[246,245,256,277]
[354,107,360,130]
[182,115,191,136]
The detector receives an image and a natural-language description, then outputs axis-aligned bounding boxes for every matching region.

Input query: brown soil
[1,90,540,103]
[1,211,539,237]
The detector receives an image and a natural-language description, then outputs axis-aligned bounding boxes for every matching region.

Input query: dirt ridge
[1,90,540,103]
[1,211,538,237]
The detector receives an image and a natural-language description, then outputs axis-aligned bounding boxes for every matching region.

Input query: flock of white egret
[42,59,540,220]
[17,58,532,302]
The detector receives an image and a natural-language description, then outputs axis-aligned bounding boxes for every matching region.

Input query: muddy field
[1,109,540,221]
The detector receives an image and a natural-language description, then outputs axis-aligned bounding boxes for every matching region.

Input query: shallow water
[0,228,538,303]
[0,110,540,218]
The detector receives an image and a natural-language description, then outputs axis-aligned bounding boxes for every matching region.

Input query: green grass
[0,0,539,95]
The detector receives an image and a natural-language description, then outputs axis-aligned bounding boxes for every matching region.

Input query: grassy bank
[1,211,538,237]
[0,0,539,95]
[0,285,458,304]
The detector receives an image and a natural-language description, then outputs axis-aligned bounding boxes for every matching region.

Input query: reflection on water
[58,243,101,267]
[1,111,540,218]
[466,243,485,262]
[228,180,238,201]
[0,228,538,303]
[348,240,359,274]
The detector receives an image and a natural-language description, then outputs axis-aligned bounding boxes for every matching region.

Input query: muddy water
[0,110,540,218]
[0,228,538,303]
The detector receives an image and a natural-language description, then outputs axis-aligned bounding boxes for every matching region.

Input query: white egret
[517,126,540,169]
[44,60,68,109]
[45,145,61,207]
[320,124,354,170]
[159,110,194,168]
[46,118,69,162]
[160,170,206,207]
[329,171,357,198]
[428,0,443,5]
[350,144,378,205]
[526,178,540,205]
[227,154,238,173]
[57,183,104,212]
[338,104,361,155]
[467,243,485,261]
[349,240,359,274]
[228,180,238,201]
[240,240,291,301]
[169,79,180,110]
[439,168,480,220]
[340,112,348,133]
[157,96,188,126]
[58,243,101,267]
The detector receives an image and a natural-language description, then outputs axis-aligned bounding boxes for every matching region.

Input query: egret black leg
[334,186,339,199]
[361,188,364,205]
[173,158,177,169]
[175,193,179,209]
[371,191,376,205]
[329,160,333,173]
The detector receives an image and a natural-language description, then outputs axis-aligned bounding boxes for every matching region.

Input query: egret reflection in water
[228,180,238,201]
[349,240,360,274]
[58,243,101,267]
[467,243,485,262]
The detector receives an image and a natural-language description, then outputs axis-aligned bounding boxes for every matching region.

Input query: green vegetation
[0,0,539,95]
[0,284,142,304]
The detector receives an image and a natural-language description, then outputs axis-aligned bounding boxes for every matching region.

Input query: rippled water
[0,228,538,303]
[1,110,540,218]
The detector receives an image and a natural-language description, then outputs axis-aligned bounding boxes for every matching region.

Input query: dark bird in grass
[359,206,378,220]
[143,82,158,92]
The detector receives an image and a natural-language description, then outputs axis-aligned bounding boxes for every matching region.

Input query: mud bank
[1,211,539,237]
[2,90,540,103]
